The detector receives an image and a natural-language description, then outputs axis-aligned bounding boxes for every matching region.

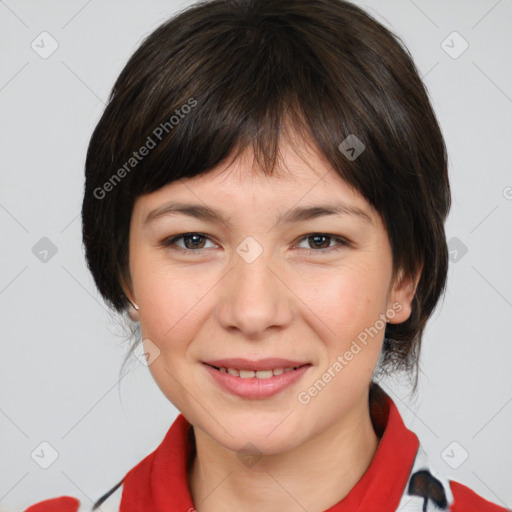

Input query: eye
[295,233,350,253]
[160,232,351,255]
[161,233,217,253]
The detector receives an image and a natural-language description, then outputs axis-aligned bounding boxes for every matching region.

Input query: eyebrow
[144,201,373,226]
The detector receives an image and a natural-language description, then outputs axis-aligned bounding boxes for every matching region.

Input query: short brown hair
[82,0,451,378]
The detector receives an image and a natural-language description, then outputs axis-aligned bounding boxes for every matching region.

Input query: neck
[187,393,379,512]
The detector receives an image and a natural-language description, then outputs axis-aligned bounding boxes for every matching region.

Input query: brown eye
[161,233,216,252]
[296,233,350,253]
[308,234,331,249]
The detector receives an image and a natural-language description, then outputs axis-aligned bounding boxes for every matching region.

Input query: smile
[207,364,306,379]
[203,362,312,399]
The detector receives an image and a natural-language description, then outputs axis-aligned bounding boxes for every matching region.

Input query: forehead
[136,136,376,225]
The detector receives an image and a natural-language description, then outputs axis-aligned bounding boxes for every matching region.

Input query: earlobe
[127,301,140,322]
[120,275,140,322]
[387,265,422,324]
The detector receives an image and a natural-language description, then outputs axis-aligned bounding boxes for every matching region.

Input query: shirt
[24,384,510,512]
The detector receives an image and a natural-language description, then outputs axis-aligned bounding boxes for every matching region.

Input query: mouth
[202,359,312,399]
[204,363,310,379]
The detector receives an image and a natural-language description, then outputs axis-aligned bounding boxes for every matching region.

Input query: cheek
[290,265,388,415]
[131,265,213,410]
[294,262,389,346]
[141,281,203,343]
[131,251,212,349]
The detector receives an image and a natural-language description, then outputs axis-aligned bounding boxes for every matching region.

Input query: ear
[386,263,423,324]
[120,274,139,322]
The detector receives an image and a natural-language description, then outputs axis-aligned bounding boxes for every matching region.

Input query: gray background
[1,0,511,510]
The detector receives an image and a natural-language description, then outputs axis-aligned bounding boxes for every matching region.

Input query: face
[124,136,417,455]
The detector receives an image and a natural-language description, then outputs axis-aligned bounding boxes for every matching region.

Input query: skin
[122,133,420,512]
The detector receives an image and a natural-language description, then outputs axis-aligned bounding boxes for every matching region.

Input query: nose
[215,239,293,339]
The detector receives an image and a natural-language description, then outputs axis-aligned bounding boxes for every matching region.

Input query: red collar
[120,384,419,511]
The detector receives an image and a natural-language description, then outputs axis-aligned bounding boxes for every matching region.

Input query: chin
[209,412,306,455]
[227,431,301,457]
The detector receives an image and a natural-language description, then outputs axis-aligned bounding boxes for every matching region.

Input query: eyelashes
[161,233,214,252]
[296,233,351,252]
[160,232,352,256]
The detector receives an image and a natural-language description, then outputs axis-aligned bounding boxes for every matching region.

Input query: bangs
[93,0,411,210]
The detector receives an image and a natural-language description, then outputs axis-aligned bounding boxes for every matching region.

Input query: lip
[203,357,309,371]
[203,361,312,399]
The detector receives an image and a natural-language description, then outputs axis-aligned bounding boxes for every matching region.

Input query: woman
[25,0,509,510]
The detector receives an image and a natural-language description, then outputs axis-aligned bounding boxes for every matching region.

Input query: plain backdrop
[1,0,511,510]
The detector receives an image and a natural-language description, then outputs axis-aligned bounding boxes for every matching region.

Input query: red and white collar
[119,384,419,511]
[26,384,508,512]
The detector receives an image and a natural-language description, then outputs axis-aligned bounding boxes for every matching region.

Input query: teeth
[255,370,273,379]
[215,366,301,378]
